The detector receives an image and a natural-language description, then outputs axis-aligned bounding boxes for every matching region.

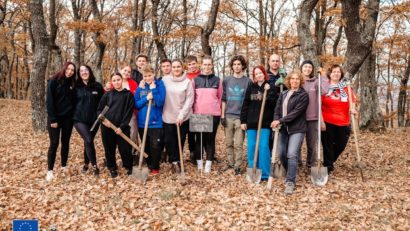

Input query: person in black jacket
[45,62,76,182]
[97,73,134,178]
[73,65,104,176]
[240,65,277,180]
[271,71,309,195]
[131,54,149,84]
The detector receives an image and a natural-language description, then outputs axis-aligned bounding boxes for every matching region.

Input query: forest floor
[0,99,409,230]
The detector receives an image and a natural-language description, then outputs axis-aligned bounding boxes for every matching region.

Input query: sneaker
[234,167,241,175]
[150,169,159,175]
[92,165,100,176]
[205,160,212,174]
[197,160,203,171]
[46,170,54,181]
[110,170,118,178]
[81,165,89,174]
[61,166,68,173]
[284,182,295,195]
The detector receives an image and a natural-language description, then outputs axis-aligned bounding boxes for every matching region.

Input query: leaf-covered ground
[0,99,409,230]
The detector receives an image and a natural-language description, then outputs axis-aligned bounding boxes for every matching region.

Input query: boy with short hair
[221,55,250,175]
[132,54,149,84]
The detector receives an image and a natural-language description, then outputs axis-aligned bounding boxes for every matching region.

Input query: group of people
[45,53,356,195]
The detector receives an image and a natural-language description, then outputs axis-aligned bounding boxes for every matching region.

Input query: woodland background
[0,0,409,132]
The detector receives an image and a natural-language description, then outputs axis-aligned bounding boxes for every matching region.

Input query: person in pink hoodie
[162,59,194,174]
[192,55,223,173]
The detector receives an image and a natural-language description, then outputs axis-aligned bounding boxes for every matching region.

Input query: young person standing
[221,55,250,175]
[159,59,172,80]
[240,66,277,181]
[192,55,222,173]
[45,62,76,181]
[73,65,104,175]
[135,64,166,175]
[162,59,194,173]
[131,54,149,84]
[98,73,134,178]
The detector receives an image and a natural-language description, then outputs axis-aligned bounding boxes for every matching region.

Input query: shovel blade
[270,162,286,179]
[178,172,187,185]
[246,167,262,184]
[310,166,328,186]
[132,166,150,183]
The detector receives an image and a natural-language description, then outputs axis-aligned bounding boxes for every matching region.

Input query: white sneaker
[205,160,212,174]
[46,171,54,181]
[197,160,203,171]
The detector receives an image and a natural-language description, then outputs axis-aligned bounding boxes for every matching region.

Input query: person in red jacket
[321,64,357,173]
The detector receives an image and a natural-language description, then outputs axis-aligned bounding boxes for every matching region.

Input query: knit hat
[300,60,315,78]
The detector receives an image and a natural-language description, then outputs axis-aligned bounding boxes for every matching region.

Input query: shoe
[172,162,181,174]
[205,160,212,174]
[234,167,241,175]
[61,166,68,173]
[213,157,221,164]
[110,170,118,178]
[284,182,295,195]
[222,164,234,171]
[46,170,54,182]
[92,165,100,176]
[81,165,89,174]
[197,160,203,171]
[150,169,159,175]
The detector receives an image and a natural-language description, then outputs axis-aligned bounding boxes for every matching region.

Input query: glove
[220,118,227,127]
[279,67,286,77]
[275,76,284,87]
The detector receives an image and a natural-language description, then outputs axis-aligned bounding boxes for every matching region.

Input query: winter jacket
[135,79,166,128]
[162,74,194,124]
[274,88,309,134]
[46,78,75,123]
[131,68,143,84]
[73,81,104,125]
[192,73,222,116]
[97,88,134,130]
[240,81,277,129]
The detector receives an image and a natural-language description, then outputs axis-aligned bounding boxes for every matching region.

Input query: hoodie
[135,79,166,128]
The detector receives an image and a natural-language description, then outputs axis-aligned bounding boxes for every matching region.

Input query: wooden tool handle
[176,124,185,173]
[138,100,152,169]
[253,88,269,171]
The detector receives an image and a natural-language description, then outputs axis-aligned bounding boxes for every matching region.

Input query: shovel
[266,125,286,190]
[132,99,152,183]
[311,73,328,186]
[347,83,365,182]
[176,124,187,185]
[246,84,269,184]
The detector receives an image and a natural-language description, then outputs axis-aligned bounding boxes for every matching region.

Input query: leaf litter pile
[0,99,409,230]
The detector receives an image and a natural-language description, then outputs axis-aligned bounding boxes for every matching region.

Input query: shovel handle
[176,123,185,174]
[253,87,269,173]
[138,100,152,169]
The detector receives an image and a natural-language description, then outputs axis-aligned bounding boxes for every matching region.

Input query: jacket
[303,76,330,121]
[186,69,201,80]
[274,88,309,134]
[73,81,104,125]
[131,68,143,84]
[135,79,166,128]
[267,69,287,98]
[162,74,194,124]
[240,81,277,129]
[46,78,75,123]
[97,88,134,130]
[192,73,222,116]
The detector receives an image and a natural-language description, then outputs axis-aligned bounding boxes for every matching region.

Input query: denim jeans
[279,131,305,183]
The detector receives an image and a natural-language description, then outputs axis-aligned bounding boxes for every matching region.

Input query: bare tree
[29,0,49,131]
[297,0,319,66]
[398,55,410,127]
[90,0,106,83]
[201,0,220,56]
[151,0,168,60]
[48,0,62,75]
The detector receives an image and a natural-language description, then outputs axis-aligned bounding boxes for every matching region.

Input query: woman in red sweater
[321,64,357,173]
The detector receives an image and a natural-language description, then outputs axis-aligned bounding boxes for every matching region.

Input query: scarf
[326,80,348,102]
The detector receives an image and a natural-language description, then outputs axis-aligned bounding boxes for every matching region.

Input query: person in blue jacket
[135,64,166,175]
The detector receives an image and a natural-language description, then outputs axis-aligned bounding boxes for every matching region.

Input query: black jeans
[194,116,220,161]
[47,117,73,171]
[101,125,133,171]
[321,122,351,170]
[163,121,189,163]
[138,128,163,170]
[74,122,99,166]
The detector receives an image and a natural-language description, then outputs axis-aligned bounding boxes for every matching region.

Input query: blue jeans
[247,129,271,179]
[279,131,305,183]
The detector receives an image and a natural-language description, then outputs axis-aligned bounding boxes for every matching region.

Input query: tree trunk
[136,0,147,55]
[398,55,410,127]
[297,0,319,67]
[358,53,385,131]
[181,0,187,59]
[201,0,220,56]
[48,0,62,75]
[90,0,106,83]
[130,0,139,64]
[258,0,266,65]
[151,0,167,61]
[29,0,49,132]
[23,22,31,100]
[0,2,6,26]
[333,25,343,57]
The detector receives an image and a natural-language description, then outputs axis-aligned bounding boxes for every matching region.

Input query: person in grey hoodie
[300,60,329,168]
[162,59,194,174]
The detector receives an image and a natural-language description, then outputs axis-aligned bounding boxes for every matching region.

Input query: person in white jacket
[162,59,194,173]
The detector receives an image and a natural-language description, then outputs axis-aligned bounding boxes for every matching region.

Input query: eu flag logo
[12,220,39,231]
